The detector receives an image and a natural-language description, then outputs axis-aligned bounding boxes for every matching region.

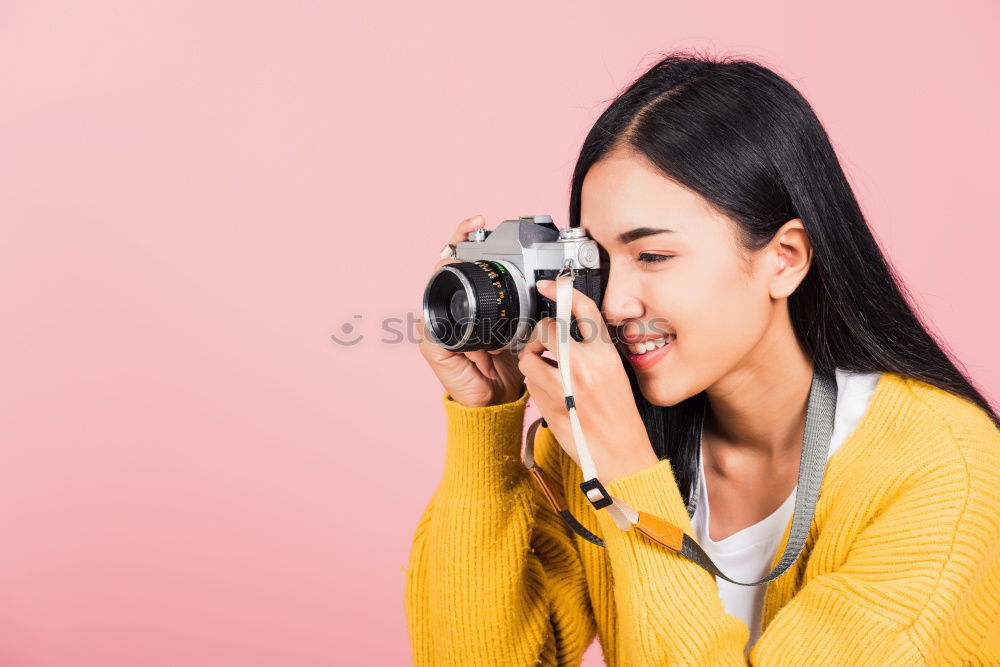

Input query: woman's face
[581,147,785,407]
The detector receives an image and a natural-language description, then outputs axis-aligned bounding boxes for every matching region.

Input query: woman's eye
[637,253,673,264]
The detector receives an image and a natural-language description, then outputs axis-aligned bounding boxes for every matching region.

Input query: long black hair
[567,50,999,509]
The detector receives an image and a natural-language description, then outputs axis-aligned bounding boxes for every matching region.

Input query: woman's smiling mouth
[619,334,675,370]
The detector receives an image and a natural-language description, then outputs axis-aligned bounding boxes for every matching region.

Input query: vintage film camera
[422,215,605,352]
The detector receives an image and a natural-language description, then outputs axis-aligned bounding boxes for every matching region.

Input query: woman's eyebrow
[617,226,678,244]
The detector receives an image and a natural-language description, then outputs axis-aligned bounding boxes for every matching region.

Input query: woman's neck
[702,309,815,461]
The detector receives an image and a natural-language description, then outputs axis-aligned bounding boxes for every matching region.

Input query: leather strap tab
[634,511,685,551]
[527,463,607,546]
[528,465,567,513]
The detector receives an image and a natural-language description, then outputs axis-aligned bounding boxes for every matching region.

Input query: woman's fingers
[464,349,497,379]
[519,353,562,399]
[517,319,564,400]
[433,216,486,271]
[448,215,485,246]
[416,316,453,363]
[432,256,460,272]
[536,279,608,344]
[519,317,561,362]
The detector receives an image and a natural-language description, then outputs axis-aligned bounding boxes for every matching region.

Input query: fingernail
[537,279,552,288]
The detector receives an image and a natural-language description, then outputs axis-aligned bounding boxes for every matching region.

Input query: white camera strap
[521,267,839,586]
[554,268,637,532]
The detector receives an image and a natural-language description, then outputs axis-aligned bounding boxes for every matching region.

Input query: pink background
[1,1,997,664]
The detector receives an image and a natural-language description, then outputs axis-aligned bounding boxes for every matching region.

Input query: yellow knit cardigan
[404,372,1000,665]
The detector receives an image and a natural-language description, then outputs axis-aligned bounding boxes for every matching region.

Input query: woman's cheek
[707,290,769,366]
[674,299,737,374]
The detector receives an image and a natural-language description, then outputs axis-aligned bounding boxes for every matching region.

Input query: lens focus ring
[422,260,520,352]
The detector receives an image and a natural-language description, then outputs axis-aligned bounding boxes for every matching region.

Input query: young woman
[405,53,1000,665]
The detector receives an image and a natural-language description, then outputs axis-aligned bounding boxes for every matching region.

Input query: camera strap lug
[555,261,576,282]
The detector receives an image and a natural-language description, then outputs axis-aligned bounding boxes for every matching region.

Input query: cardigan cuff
[438,386,532,503]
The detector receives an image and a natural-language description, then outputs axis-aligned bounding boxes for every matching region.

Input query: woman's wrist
[447,383,528,409]
[486,383,528,407]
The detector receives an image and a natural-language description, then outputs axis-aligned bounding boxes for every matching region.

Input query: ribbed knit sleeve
[590,409,1000,665]
[404,387,598,666]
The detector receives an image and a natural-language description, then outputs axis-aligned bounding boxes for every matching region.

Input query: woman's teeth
[626,334,675,355]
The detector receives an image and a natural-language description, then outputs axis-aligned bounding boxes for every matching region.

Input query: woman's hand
[517,279,659,484]
[417,215,526,408]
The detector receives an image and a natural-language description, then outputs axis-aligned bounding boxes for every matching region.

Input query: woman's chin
[636,374,689,407]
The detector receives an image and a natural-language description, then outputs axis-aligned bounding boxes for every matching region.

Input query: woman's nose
[600,281,644,328]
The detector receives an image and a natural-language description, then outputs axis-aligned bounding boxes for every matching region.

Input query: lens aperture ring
[456,260,520,351]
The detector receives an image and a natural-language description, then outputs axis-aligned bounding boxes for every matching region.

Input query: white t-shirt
[690,367,882,654]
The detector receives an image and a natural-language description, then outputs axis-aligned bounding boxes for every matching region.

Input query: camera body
[422,215,605,352]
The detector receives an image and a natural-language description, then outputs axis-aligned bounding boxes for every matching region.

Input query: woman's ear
[769,219,812,300]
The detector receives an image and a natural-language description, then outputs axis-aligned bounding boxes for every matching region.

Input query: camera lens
[422,260,522,352]
[448,289,470,322]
